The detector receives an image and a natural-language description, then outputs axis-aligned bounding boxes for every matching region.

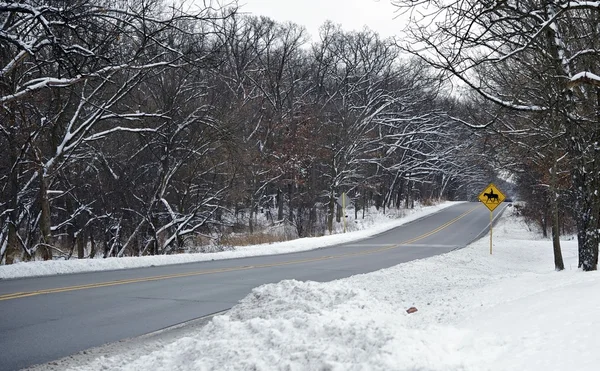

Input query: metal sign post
[477,183,506,255]
[490,209,493,255]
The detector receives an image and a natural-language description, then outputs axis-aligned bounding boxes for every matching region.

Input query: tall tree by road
[0,0,235,262]
[392,0,600,271]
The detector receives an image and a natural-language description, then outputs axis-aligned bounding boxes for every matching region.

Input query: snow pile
[0,202,458,280]
[65,207,600,371]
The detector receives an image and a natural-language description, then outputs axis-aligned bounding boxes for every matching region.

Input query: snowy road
[0,202,503,370]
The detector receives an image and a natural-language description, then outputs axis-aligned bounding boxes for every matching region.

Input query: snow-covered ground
[21,203,600,371]
[0,202,458,280]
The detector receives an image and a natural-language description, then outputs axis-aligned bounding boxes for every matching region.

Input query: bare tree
[393,0,600,270]
[0,0,235,263]
[1,4,485,263]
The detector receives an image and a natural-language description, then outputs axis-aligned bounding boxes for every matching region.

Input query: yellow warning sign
[478,183,505,212]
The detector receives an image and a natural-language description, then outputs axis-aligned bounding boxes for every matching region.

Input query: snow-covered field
[21,203,600,371]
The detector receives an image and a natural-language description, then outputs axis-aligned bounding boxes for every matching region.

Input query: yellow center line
[0,204,482,302]
[334,203,481,257]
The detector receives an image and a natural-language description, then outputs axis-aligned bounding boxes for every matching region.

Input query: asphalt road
[0,202,505,370]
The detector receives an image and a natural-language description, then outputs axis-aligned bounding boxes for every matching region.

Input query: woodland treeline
[0,1,490,263]
[6,1,598,272]
[391,0,600,270]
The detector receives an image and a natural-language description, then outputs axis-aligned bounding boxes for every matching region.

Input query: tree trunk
[577,222,599,271]
[362,191,366,219]
[249,203,254,234]
[288,183,294,222]
[567,104,600,271]
[309,206,317,236]
[549,196,564,271]
[544,3,599,271]
[77,230,86,259]
[296,205,304,237]
[381,185,386,214]
[398,178,405,209]
[572,163,600,271]
[385,172,400,209]
[551,221,564,271]
[5,223,19,265]
[277,188,284,221]
[89,232,97,259]
[327,189,335,233]
[39,171,53,260]
[65,196,77,259]
[103,239,109,258]
[549,147,564,270]
[541,214,548,239]
[5,113,21,264]
[405,180,412,209]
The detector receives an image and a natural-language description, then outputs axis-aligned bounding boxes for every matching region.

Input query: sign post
[477,183,506,254]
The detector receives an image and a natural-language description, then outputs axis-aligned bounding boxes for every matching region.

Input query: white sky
[237,0,404,40]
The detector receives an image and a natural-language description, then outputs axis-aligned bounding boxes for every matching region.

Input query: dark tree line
[1,0,482,264]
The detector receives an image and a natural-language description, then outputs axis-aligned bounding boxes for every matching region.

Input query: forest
[1,0,598,271]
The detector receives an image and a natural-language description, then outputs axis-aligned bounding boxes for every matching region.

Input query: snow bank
[61,206,600,371]
[0,202,459,280]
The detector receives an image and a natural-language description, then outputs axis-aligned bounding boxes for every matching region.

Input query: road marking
[0,204,482,302]
[401,244,459,248]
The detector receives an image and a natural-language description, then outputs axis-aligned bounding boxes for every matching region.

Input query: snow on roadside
[60,206,600,371]
[0,202,459,280]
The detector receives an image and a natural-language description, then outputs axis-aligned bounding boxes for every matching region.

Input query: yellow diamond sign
[478,183,505,212]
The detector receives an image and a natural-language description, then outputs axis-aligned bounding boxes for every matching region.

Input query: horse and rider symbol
[483,188,499,203]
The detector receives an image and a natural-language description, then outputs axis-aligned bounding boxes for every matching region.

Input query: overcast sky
[237,0,403,40]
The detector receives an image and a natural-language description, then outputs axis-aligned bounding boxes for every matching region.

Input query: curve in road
[0,202,506,370]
